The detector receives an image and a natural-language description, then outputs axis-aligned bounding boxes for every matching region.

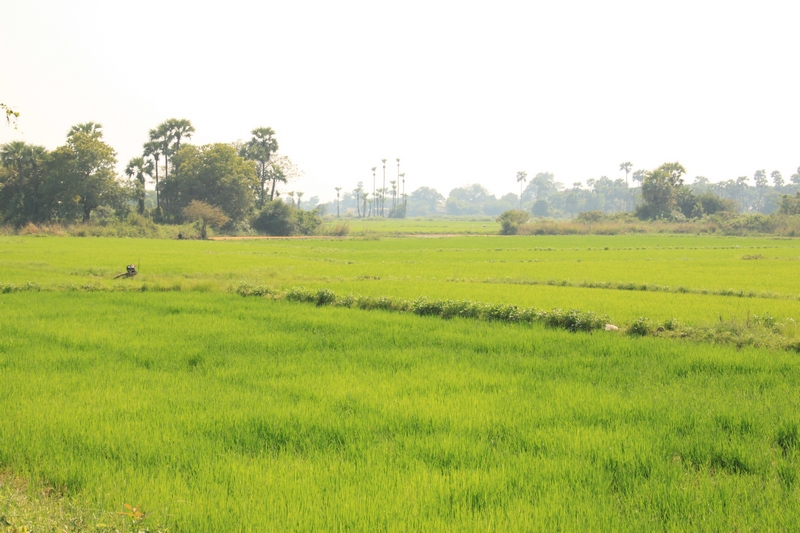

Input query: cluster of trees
[0,122,121,225]
[4,115,800,231]
[330,158,407,219]
[0,119,322,235]
[329,163,800,221]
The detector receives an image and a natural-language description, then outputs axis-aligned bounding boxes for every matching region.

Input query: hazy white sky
[2,0,799,202]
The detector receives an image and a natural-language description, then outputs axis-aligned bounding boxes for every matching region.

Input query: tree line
[0,119,322,235]
[330,162,800,221]
[4,119,800,233]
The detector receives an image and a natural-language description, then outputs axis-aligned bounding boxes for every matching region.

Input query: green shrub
[629,317,653,336]
[496,210,531,235]
[315,288,337,306]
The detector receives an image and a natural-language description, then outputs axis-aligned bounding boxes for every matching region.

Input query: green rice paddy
[1,233,800,531]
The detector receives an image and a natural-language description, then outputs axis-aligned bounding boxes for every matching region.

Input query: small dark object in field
[114,264,137,279]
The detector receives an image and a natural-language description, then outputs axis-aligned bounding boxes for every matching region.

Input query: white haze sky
[2,0,799,202]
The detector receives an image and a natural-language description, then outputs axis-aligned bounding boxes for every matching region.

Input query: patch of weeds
[236,283,275,297]
[629,317,653,336]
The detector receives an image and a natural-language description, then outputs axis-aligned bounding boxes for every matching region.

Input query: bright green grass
[2,234,800,327]
[2,292,800,531]
[330,216,498,235]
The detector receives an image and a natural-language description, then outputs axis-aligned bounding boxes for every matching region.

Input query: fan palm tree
[148,124,171,180]
[143,140,162,209]
[381,159,387,216]
[335,187,342,217]
[353,182,363,217]
[266,163,287,201]
[361,191,368,218]
[620,162,633,187]
[371,167,377,216]
[125,156,154,214]
[241,127,278,207]
[167,118,195,152]
[516,171,527,209]
[68,122,103,140]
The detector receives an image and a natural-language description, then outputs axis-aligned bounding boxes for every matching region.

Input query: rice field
[2,233,800,326]
[2,233,800,531]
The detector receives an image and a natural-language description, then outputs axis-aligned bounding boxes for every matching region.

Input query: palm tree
[1,142,51,223]
[620,161,633,186]
[353,182,363,217]
[772,170,784,189]
[167,118,195,152]
[148,124,171,181]
[287,191,295,207]
[516,171,527,209]
[125,157,153,214]
[361,191,368,218]
[370,167,378,216]
[736,175,749,210]
[396,158,401,210]
[68,122,103,140]
[142,141,162,209]
[241,127,278,207]
[296,192,304,209]
[390,180,397,210]
[381,158,387,216]
[335,186,342,217]
[1,141,30,217]
[401,173,407,215]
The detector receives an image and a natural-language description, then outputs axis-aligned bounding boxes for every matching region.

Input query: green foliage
[778,192,800,215]
[183,200,229,239]
[638,162,687,220]
[496,209,530,235]
[629,316,653,336]
[251,199,295,235]
[697,192,737,215]
[162,143,257,223]
[294,208,321,235]
[250,200,321,236]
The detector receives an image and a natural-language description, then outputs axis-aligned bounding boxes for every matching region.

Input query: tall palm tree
[266,163,287,201]
[296,192,304,209]
[143,140,162,209]
[335,187,342,217]
[167,118,195,153]
[353,182,363,217]
[400,173,407,215]
[125,156,153,214]
[381,159,387,216]
[361,191,368,218]
[516,171,527,209]
[620,162,633,187]
[241,127,278,207]
[390,180,397,210]
[371,167,377,216]
[148,124,171,181]
[1,141,29,213]
[396,158,400,210]
[1,142,49,222]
